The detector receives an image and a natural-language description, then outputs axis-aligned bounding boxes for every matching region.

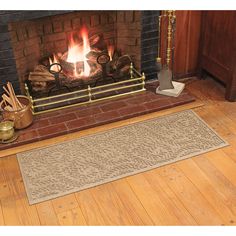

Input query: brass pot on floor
[1,95,33,129]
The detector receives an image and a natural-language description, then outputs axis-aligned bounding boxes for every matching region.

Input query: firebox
[0,11,159,113]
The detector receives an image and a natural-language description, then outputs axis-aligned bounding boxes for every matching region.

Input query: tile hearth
[0,82,195,151]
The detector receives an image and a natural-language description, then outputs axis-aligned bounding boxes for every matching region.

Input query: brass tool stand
[156,10,185,97]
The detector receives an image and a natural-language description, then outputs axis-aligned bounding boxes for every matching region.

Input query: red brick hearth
[0,82,195,151]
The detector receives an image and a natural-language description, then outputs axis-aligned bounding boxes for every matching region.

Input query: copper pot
[1,95,33,129]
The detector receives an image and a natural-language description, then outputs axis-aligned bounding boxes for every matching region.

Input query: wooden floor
[1,77,236,226]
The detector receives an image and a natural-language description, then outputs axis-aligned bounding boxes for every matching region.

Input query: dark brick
[0,32,11,42]
[125,11,134,22]
[35,110,61,120]
[0,58,16,67]
[16,28,28,41]
[81,16,90,26]
[0,40,12,50]
[91,15,100,27]
[64,20,72,31]
[0,66,17,75]
[125,94,152,105]
[94,110,120,123]
[100,101,127,112]
[26,26,38,38]
[118,37,137,46]
[43,22,53,34]
[43,32,66,42]
[75,106,102,118]
[0,49,14,59]
[144,99,173,112]
[53,21,63,33]
[0,73,17,82]
[72,18,81,29]
[48,112,77,124]
[141,61,156,69]
[100,14,108,24]
[66,115,96,131]
[118,104,147,118]
[37,123,68,138]
[117,11,125,23]
[141,31,158,39]
[17,129,39,143]
[108,12,116,23]
[0,24,8,32]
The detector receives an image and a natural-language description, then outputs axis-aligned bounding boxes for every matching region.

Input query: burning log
[28,65,55,82]
[89,34,107,51]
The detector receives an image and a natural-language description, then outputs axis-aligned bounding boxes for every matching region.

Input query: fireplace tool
[156,11,174,91]
[48,62,71,96]
[156,10,185,97]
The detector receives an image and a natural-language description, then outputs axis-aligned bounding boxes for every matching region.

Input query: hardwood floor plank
[195,107,233,139]
[36,201,59,225]
[222,137,236,163]
[1,197,22,225]
[177,158,236,225]
[143,170,198,225]
[127,173,182,225]
[1,175,40,225]
[89,183,135,225]
[0,201,4,225]
[111,179,154,225]
[205,150,236,188]
[1,177,41,225]
[156,164,224,225]
[57,207,87,225]
[0,159,11,199]
[75,190,106,225]
[52,194,79,214]
[194,155,236,221]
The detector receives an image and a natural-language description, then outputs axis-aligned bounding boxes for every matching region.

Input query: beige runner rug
[17,110,228,204]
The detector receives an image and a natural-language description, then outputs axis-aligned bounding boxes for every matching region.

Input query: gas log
[27,32,132,93]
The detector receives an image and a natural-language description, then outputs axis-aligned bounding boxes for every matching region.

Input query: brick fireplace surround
[0,11,195,150]
[0,10,159,94]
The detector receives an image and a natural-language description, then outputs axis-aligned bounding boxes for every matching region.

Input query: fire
[66,27,91,77]
[108,45,114,61]
[49,54,60,72]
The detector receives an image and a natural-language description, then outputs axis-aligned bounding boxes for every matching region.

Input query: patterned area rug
[17,110,228,204]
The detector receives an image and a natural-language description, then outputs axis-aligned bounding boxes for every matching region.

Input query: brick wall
[141,11,159,81]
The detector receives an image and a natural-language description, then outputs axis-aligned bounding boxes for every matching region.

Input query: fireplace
[0,11,159,99]
[0,11,197,150]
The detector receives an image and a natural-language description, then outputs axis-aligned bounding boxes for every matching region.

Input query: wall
[174,10,202,78]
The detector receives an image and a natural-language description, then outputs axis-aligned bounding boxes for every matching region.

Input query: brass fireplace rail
[24,64,146,115]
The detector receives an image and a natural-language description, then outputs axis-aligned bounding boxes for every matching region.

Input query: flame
[66,27,91,77]
[49,54,60,72]
[108,45,114,61]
